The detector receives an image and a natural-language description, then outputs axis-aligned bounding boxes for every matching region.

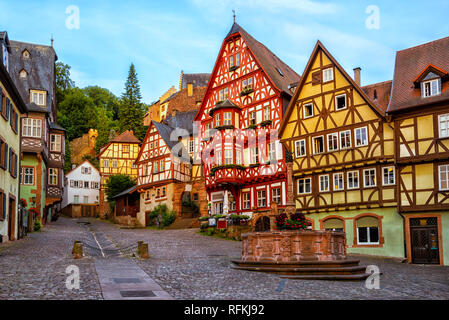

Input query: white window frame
[272,187,281,204]
[268,142,276,163]
[323,67,334,82]
[312,136,325,154]
[251,147,259,164]
[50,134,62,152]
[319,175,330,192]
[327,133,339,152]
[335,94,347,111]
[31,90,46,106]
[347,171,360,189]
[363,168,377,188]
[215,113,221,127]
[23,167,34,185]
[439,164,449,191]
[295,139,306,158]
[223,112,232,126]
[357,226,380,245]
[303,103,314,118]
[189,140,195,153]
[333,172,344,191]
[383,167,396,186]
[224,149,233,165]
[355,127,368,147]
[263,106,271,121]
[340,130,352,149]
[249,111,256,125]
[243,192,251,210]
[438,113,449,138]
[422,79,441,98]
[257,189,266,208]
[215,150,222,166]
[22,118,42,138]
[297,178,312,195]
[48,168,58,186]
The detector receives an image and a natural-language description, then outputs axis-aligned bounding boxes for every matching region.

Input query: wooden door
[410,218,440,264]
[255,216,271,232]
[8,198,15,241]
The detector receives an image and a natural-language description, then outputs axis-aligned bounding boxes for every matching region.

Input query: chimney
[353,67,361,86]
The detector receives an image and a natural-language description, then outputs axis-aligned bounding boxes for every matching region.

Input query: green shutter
[4,143,8,171]
[5,98,9,120]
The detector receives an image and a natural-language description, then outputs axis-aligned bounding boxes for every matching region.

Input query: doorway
[8,197,16,241]
[410,218,440,264]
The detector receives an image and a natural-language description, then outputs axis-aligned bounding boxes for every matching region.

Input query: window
[323,68,334,82]
[225,149,233,165]
[230,53,240,68]
[439,114,449,138]
[357,216,380,245]
[84,181,89,189]
[249,111,256,125]
[154,161,159,173]
[162,187,166,197]
[257,189,266,208]
[333,173,344,191]
[215,113,221,127]
[243,192,251,210]
[205,123,211,137]
[159,160,165,172]
[335,94,347,110]
[219,90,224,102]
[263,106,271,121]
[355,127,368,147]
[439,165,449,191]
[268,142,276,163]
[340,130,352,149]
[251,147,259,164]
[189,140,195,153]
[422,79,441,98]
[22,167,34,185]
[84,196,89,204]
[235,53,240,67]
[364,169,377,187]
[31,90,46,106]
[383,167,395,186]
[22,118,42,138]
[112,160,118,169]
[229,194,236,211]
[347,171,360,189]
[103,159,109,168]
[324,218,344,232]
[50,134,61,152]
[193,193,199,201]
[215,150,222,166]
[236,150,242,165]
[224,112,232,126]
[297,178,312,194]
[327,133,339,152]
[48,168,58,186]
[242,77,253,90]
[123,145,130,153]
[74,195,79,204]
[224,88,229,100]
[295,140,306,158]
[319,175,330,192]
[303,103,313,118]
[272,188,281,204]
[312,136,324,154]
[0,139,5,169]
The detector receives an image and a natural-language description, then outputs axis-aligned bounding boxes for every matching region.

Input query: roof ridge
[362,80,393,88]
[397,35,449,53]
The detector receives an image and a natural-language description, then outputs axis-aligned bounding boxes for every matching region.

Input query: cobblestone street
[0,217,448,300]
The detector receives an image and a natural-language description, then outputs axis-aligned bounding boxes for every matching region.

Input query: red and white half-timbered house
[195,23,300,217]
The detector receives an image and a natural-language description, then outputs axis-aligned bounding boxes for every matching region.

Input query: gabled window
[327,133,339,152]
[439,113,449,138]
[312,136,324,154]
[335,94,347,110]
[323,68,334,82]
[295,140,306,158]
[303,103,313,118]
[422,78,441,98]
[30,90,46,106]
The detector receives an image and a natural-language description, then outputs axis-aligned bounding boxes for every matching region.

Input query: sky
[1,0,449,105]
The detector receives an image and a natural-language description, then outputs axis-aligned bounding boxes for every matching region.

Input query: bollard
[140,243,149,259]
[72,240,82,254]
[137,241,143,256]
[73,242,83,259]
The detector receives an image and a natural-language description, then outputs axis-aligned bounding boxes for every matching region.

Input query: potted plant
[239,215,250,226]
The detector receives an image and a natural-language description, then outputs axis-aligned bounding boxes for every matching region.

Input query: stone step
[165,218,197,230]
[231,259,361,269]
[280,273,371,281]
[231,265,368,275]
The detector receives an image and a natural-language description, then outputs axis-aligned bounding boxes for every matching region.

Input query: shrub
[34,220,42,232]
[199,216,209,221]
[206,228,215,236]
[148,204,177,227]
[213,214,227,219]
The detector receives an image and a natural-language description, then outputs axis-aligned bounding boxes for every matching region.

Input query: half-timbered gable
[387,36,449,265]
[195,23,299,217]
[280,41,395,213]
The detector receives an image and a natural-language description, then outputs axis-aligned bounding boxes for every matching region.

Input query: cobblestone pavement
[89,219,449,300]
[1,217,448,300]
[0,218,103,300]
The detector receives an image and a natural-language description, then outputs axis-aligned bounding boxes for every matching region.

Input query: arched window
[323,218,344,232]
[356,216,379,245]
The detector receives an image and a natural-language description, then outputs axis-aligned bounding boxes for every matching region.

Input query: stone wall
[70,129,98,165]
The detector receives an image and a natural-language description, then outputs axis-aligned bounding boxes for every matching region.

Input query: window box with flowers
[260,120,272,127]
[245,124,258,130]
[240,88,254,96]
[229,65,239,72]
[275,212,311,230]
[214,125,235,131]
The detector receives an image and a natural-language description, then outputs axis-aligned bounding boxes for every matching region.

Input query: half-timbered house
[279,41,403,258]
[195,23,300,219]
[135,110,205,226]
[387,36,449,265]
[98,130,140,217]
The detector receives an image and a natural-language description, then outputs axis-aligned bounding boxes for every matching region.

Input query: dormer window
[19,69,28,79]
[30,90,46,106]
[422,78,441,98]
[22,49,30,59]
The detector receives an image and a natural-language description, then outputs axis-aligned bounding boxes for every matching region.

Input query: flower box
[229,65,239,72]
[260,120,272,127]
[240,88,254,96]
[245,124,258,130]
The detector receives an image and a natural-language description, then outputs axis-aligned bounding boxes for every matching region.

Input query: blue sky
[1,0,449,104]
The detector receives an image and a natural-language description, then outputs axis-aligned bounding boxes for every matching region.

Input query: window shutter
[2,193,6,220]
[420,82,425,98]
[70,180,74,188]
[5,98,10,120]
[14,154,17,177]
[14,112,18,132]
[4,143,8,171]
[312,71,322,85]
[9,105,13,127]
[276,141,283,161]
[438,78,442,94]
[0,91,3,114]
[8,148,12,174]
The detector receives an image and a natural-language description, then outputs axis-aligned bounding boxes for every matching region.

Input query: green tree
[55,62,75,104]
[104,175,136,202]
[119,64,145,138]
[58,88,98,140]
[64,138,72,173]
[83,86,120,121]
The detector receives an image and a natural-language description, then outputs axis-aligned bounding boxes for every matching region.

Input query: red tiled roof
[110,130,141,144]
[165,86,206,116]
[388,36,449,113]
[362,80,392,114]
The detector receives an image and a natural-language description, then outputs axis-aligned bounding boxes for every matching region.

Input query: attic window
[19,69,28,79]
[373,90,377,100]
[22,50,30,59]
[276,67,284,77]
[422,79,441,98]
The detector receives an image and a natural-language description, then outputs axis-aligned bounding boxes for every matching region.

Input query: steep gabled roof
[279,40,385,136]
[362,80,392,114]
[229,23,300,96]
[65,159,100,177]
[388,36,449,113]
[110,130,141,144]
[180,73,210,90]
[163,86,206,115]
